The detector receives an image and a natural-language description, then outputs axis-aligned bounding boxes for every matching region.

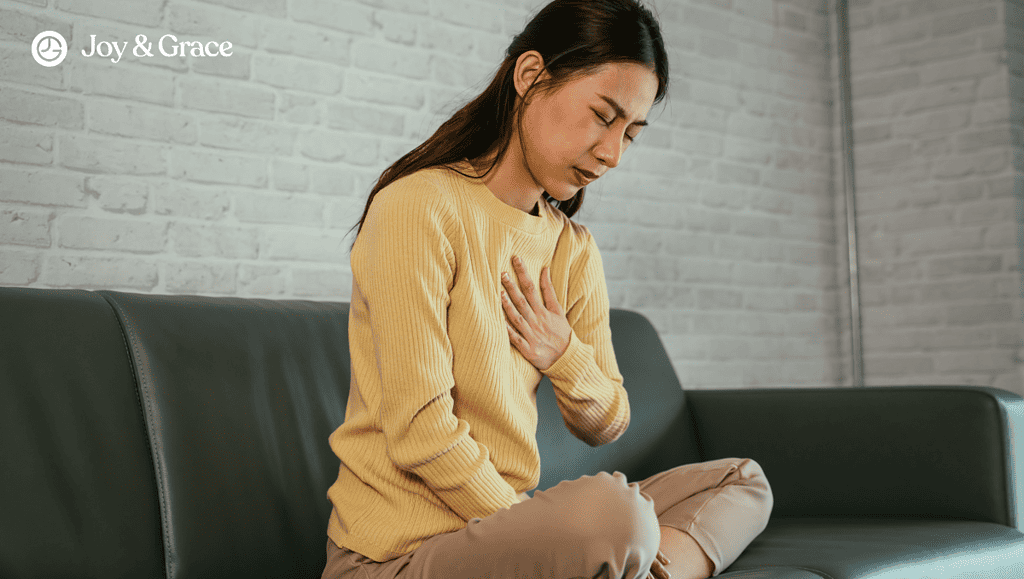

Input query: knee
[568,471,660,552]
[737,458,774,522]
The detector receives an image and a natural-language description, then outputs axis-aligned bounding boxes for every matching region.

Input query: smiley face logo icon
[32,31,67,67]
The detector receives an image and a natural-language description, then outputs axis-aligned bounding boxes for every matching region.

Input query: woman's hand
[500,255,572,372]
[648,549,672,579]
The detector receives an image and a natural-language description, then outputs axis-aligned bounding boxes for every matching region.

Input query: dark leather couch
[2,286,1023,578]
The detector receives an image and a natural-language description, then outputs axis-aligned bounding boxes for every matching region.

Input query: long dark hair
[346,0,670,250]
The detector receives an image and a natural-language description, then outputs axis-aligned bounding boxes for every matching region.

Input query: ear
[514,50,548,101]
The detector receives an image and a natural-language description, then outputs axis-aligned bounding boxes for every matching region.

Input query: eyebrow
[597,94,648,127]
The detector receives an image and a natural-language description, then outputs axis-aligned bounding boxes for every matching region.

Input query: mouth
[573,167,597,185]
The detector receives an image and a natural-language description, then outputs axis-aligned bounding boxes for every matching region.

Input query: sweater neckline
[452,158,553,235]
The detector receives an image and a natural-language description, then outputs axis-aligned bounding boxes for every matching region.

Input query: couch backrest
[1,288,701,579]
[0,288,165,579]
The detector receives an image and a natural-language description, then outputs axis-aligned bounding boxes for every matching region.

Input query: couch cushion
[724,517,1024,579]
[0,288,164,579]
[98,291,350,579]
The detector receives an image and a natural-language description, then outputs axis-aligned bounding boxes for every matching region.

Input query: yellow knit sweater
[326,159,629,562]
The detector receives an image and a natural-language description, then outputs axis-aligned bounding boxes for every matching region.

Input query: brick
[170,222,259,259]
[344,70,425,109]
[0,126,53,166]
[856,141,914,168]
[84,176,148,214]
[68,60,173,105]
[890,109,969,138]
[0,169,86,207]
[199,117,297,155]
[426,85,469,117]
[0,45,63,90]
[56,0,163,26]
[234,191,324,225]
[430,54,493,90]
[716,161,760,185]
[278,92,320,125]
[299,129,379,165]
[41,255,158,289]
[168,2,259,48]
[419,20,475,56]
[902,79,977,115]
[88,101,197,144]
[263,229,348,262]
[0,7,72,43]
[272,159,309,192]
[291,0,374,35]
[191,50,251,79]
[353,0,427,14]
[956,127,1012,153]
[429,0,501,33]
[919,278,1000,305]
[195,0,285,17]
[927,254,1002,278]
[0,87,83,129]
[961,198,1017,225]
[900,228,984,256]
[700,35,740,60]
[851,71,921,99]
[352,40,430,80]
[165,261,237,294]
[373,10,418,45]
[293,267,351,298]
[170,148,267,187]
[985,175,1017,198]
[259,19,352,64]
[239,264,287,296]
[60,134,167,175]
[0,208,52,247]
[179,76,275,119]
[947,303,1015,326]
[973,100,1013,126]
[931,6,999,37]
[153,182,231,220]
[326,102,403,136]
[308,165,358,195]
[690,78,741,109]
[933,149,1009,178]
[59,215,166,253]
[0,250,41,285]
[252,53,343,95]
[921,53,1003,85]
[900,33,978,66]
[630,149,688,176]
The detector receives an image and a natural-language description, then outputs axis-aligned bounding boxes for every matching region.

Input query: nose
[595,130,624,169]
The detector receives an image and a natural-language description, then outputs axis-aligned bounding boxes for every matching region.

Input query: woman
[322,1,773,578]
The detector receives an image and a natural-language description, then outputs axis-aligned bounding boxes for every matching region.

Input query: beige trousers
[321,457,773,579]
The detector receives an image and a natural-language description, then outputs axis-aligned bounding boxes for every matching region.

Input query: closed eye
[593,111,635,142]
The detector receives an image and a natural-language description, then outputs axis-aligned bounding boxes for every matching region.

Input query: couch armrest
[684,385,1024,531]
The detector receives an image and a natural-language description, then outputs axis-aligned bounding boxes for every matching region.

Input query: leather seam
[99,291,175,579]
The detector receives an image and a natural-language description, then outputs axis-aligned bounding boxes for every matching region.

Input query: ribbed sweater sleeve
[542,230,630,447]
[351,178,520,522]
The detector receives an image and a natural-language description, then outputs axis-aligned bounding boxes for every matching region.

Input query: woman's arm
[352,178,521,521]
[501,230,629,447]
[542,231,629,446]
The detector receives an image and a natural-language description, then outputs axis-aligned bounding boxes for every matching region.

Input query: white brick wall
[0,0,1019,392]
[842,0,1023,395]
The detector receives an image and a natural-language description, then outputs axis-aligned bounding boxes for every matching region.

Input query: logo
[32,30,67,67]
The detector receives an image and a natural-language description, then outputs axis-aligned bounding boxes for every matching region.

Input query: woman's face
[514,52,659,202]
